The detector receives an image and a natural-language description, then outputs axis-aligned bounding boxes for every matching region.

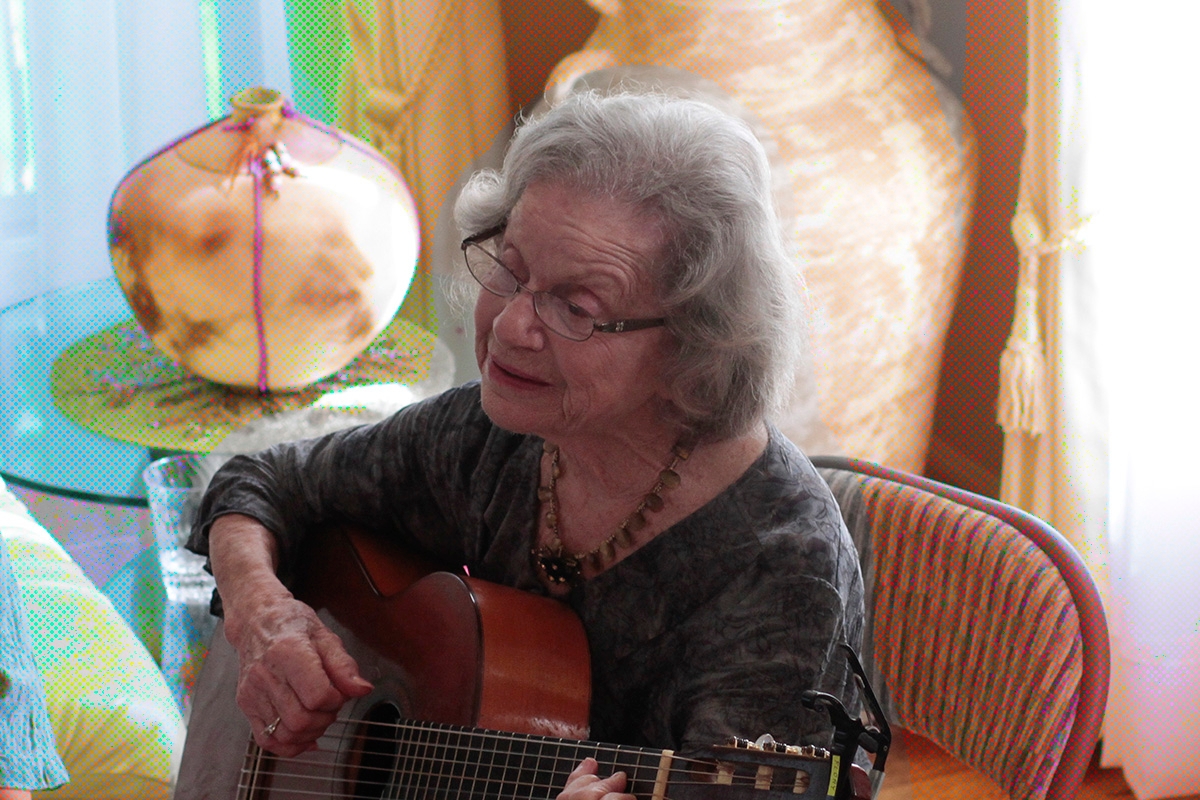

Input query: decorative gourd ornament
[108,87,419,392]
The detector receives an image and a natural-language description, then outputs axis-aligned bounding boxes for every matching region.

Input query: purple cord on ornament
[249,156,270,394]
[220,113,272,392]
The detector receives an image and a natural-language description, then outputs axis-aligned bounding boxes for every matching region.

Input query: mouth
[486,355,552,388]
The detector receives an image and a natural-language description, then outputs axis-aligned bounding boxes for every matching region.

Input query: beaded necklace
[532,437,693,588]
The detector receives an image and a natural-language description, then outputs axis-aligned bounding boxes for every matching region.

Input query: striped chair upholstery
[814,457,1109,800]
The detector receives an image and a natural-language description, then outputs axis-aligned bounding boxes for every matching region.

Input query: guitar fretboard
[239,716,831,800]
[383,719,669,800]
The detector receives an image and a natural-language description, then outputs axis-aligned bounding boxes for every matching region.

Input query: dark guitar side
[175,525,592,800]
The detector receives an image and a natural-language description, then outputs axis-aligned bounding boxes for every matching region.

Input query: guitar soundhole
[345,701,403,799]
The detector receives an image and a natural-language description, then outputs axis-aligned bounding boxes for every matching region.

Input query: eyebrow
[498,226,657,311]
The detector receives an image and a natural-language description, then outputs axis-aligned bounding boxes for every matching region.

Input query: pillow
[0,534,67,790]
[0,479,184,799]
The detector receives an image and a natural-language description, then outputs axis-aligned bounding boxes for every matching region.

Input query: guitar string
[237,750,790,796]
[235,762,768,800]
[233,718,819,798]
[240,753,762,788]
[246,715,814,775]
[231,786,702,800]
[239,736,269,800]
[251,716,733,771]
[232,764,796,800]
[238,734,734,777]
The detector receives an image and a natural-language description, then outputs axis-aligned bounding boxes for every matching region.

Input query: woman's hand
[558,758,635,800]
[227,592,373,757]
[209,514,373,757]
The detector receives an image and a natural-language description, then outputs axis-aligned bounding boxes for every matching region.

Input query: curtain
[0,0,293,310]
[338,0,510,333]
[997,0,1109,586]
[1001,0,1200,796]
[1083,3,1200,796]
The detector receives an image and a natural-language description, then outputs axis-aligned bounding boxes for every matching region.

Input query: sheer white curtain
[0,0,293,309]
[1069,2,1200,797]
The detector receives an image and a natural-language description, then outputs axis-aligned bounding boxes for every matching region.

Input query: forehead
[506,183,664,289]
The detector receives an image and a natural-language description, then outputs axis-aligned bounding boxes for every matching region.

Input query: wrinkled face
[473,182,676,443]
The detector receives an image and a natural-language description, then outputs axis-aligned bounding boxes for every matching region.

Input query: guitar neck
[319,716,835,800]
[365,718,677,800]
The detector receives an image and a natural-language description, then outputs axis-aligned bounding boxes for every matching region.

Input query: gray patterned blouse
[190,382,864,756]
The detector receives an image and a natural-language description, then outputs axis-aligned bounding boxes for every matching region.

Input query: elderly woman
[191,90,864,796]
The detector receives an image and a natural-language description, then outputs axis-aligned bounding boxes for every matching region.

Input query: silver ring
[263,716,281,737]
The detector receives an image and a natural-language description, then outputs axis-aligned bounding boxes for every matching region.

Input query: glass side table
[0,278,162,653]
[1,276,452,714]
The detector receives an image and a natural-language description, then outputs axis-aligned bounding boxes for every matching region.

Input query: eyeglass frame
[461,224,668,342]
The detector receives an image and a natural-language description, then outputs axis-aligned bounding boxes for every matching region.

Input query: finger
[558,765,630,800]
[271,704,340,744]
[312,624,373,699]
[567,758,600,783]
[238,661,335,752]
[236,660,289,730]
[259,735,315,759]
[250,713,292,755]
[253,707,336,758]
[596,771,629,795]
[272,635,348,714]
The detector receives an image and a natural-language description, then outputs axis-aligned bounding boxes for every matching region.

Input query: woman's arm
[191,386,507,755]
[209,513,373,757]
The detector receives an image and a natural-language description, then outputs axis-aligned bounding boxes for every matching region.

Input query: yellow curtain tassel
[998,335,1048,436]
[998,208,1050,436]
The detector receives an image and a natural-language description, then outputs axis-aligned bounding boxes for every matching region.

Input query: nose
[489,284,547,348]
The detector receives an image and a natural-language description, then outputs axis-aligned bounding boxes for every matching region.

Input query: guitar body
[176,525,591,800]
[177,526,868,800]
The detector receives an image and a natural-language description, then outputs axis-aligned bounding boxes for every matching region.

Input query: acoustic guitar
[175,525,870,800]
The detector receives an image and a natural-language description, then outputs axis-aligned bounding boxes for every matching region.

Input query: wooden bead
[600,540,616,563]
[534,435,691,588]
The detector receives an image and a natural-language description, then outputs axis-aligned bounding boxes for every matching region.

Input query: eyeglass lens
[463,239,594,341]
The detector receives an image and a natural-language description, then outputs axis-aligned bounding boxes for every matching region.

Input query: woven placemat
[51,316,438,452]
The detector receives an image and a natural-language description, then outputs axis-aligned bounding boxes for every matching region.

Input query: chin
[479,383,546,436]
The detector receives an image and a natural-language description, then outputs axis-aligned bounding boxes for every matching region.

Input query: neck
[550,426,684,498]
[536,423,769,582]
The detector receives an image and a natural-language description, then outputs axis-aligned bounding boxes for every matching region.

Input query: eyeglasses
[461,225,667,342]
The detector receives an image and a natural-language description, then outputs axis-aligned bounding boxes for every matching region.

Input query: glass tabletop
[0,277,153,504]
[1,276,454,506]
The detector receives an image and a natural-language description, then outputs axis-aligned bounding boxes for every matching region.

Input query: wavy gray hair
[454,90,805,440]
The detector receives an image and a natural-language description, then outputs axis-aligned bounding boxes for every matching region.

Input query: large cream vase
[548,0,978,473]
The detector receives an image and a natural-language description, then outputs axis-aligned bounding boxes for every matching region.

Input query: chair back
[813,456,1109,800]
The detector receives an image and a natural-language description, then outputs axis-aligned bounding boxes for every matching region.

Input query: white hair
[454,90,805,440]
